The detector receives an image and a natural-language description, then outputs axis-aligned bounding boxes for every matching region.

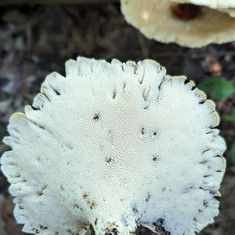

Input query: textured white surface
[121,0,235,47]
[1,57,226,235]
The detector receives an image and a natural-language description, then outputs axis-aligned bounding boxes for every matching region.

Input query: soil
[0,3,235,235]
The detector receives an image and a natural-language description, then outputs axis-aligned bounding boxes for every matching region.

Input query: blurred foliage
[231,142,235,165]
[0,0,117,4]
[198,77,235,100]
[0,128,3,141]
[223,109,235,122]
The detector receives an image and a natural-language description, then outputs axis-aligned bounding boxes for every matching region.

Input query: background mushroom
[172,0,235,17]
[1,57,226,235]
[172,0,235,9]
[120,0,235,47]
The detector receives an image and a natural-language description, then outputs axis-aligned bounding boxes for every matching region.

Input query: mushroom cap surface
[1,57,226,235]
[121,0,235,47]
[172,0,235,9]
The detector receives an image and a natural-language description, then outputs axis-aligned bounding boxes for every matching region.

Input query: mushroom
[172,0,235,17]
[1,57,226,235]
[120,0,235,47]
[172,0,235,9]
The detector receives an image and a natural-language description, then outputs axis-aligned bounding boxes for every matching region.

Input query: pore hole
[93,113,100,121]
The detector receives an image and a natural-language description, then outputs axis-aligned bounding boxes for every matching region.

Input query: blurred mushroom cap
[1,57,226,235]
[121,0,235,47]
[173,0,235,17]
[172,0,235,9]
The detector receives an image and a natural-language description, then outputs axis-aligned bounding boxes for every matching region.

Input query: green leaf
[231,142,235,165]
[223,109,235,122]
[198,77,235,100]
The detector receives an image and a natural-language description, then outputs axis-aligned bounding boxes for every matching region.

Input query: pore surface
[1,57,226,235]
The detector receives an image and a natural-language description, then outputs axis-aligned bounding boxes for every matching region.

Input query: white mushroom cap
[121,0,235,47]
[1,57,226,235]
[172,0,235,9]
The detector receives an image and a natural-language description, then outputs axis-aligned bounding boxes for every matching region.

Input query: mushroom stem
[0,0,118,5]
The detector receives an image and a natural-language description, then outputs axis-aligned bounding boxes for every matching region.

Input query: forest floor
[0,2,235,235]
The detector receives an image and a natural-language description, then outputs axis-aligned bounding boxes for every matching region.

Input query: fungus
[120,0,235,47]
[1,57,226,235]
[173,0,235,18]
[172,0,235,9]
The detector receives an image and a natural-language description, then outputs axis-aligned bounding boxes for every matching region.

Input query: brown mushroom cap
[121,0,235,47]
